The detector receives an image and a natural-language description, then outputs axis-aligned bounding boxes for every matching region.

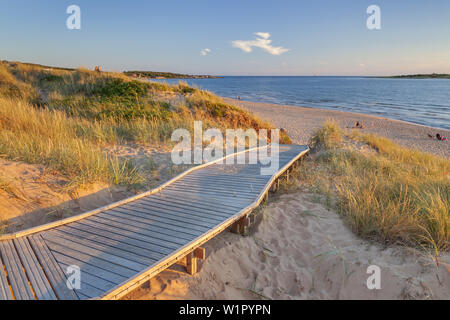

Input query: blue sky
[1,0,450,75]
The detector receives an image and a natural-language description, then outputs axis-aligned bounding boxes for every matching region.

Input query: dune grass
[0,97,144,190]
[0,61,290,192]
[298,121,449,256]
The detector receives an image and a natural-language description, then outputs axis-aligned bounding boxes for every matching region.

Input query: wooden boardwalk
[0,144,309,300]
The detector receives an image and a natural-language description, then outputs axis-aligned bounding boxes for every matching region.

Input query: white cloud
[200,48,211,56]
[254,32,270,39]
[232,32,290,56]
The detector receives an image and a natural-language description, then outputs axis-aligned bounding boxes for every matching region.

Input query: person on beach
[436,133,448,141]
[353,121,365,129]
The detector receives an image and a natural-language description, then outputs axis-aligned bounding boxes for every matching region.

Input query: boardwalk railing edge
[0,145,277,241]
[97,146,310,300]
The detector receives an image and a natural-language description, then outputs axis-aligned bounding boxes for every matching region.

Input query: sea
[151,76,450,130]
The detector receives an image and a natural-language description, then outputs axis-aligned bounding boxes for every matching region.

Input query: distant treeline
[386,73,450,79]
[124,71,221,79]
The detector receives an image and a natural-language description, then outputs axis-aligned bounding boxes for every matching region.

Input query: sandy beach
[123,100,449,300]
[224,98,450,158]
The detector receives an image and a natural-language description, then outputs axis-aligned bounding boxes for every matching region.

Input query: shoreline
[223,97,450,158]
[227,97,450,132]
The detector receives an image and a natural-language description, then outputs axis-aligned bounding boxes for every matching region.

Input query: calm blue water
[152,76,450,130]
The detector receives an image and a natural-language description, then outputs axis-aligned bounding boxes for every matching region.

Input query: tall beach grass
[301,121,449,256]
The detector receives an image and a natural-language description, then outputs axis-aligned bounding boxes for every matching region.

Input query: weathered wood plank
[0,240,34,300]
[42,232,147,273]
[49,229,156,266]
[167,184,258,199]
[104,210,204,237]
[129,198,231,223]
[28,235,79,300]
[109,207,209,234]
[71,219,178,252]
[14,238,57,300]
[140,196,237,217]
[158,189,250,208]
[0,250,13,300]
[59,225,164,262]
[70,220,173,256]
[97,212,196,242]
[43,239,138,280]
[86,216,189,248]
[133,197,232,221]
[52,251,128,286]
[173,179,266,190]
[119,203,221,228]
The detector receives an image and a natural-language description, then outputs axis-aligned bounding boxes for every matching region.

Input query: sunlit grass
[298,121,449,256]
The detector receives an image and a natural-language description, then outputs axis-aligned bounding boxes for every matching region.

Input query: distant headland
[383,73,450,79]
[0,60,221,80]
[124,71,221,79]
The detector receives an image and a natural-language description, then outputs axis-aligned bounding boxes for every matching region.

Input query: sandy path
[123,193,449,300]
[223,98,450,158]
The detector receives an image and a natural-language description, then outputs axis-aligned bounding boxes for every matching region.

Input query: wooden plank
[14,238,57,300]
[129,198,230,223]
[173,178,267,190]
[191,171,270,180]
[0,250,13,300]
[194,247,206,260]
[140,196,237,217]
[103,210,204,237]
[147,194,247,216]
[59,225,165,262]
[0,240,34,300]
[119,202,220,228]
[43,239,138,279]
[158,189,251,208]
[71,220,173,256]
[57,261,112,299]
[120,199,226,225]
[158,188,250,206]
[72,218,178,252]
[42,232,147,273]
[184,172,270,181]
[86,215,189,248]
[136,196,232,221]
[52,251,128,286]
[166,184,257,200]
[28,235,79,300]
[49,229,156,266]
[186,252,197,275]
[96,211,196,242]
[108,207,209,234]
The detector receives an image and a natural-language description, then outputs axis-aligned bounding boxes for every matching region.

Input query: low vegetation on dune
[0,61,290,193]
[291,121,449,256]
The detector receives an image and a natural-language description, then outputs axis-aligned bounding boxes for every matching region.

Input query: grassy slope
[290,121,449,255]
[0,61,290,192]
